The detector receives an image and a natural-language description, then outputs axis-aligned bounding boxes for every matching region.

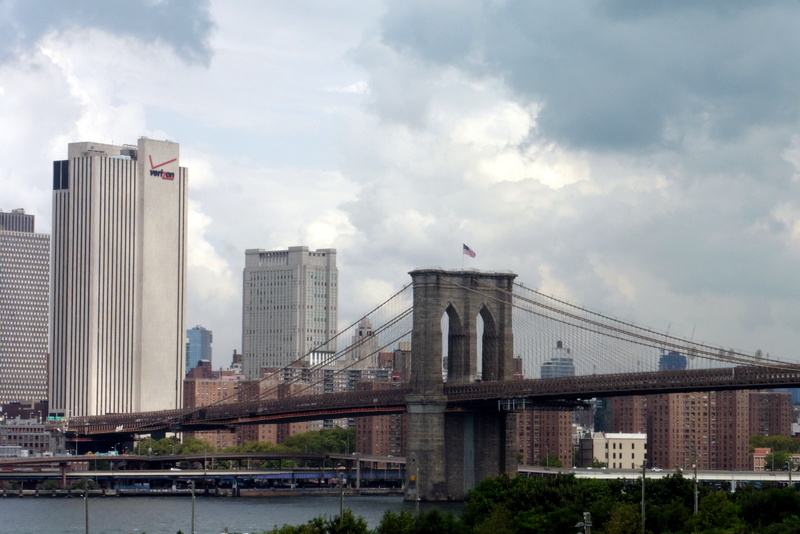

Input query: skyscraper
[658,350,687,371]
[540,340,575,378]
[186,325,213,376]
[49,138,187,417]
[345,317,380,369]
[242,246,337,378]
[0,209,49,403]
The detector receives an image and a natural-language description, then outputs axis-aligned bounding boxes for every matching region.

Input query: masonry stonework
[405,269,517,500]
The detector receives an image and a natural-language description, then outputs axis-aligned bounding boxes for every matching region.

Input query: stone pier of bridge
[405,268,517,501]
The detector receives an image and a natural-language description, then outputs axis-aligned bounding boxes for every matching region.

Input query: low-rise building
[579,431,647,470]
[0,417,56,456]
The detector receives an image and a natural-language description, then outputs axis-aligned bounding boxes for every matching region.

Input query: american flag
[463,244,476,258]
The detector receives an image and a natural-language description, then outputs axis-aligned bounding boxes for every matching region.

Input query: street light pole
[84,477,90,534]
[337,464,344,518]
[693,462,698,515]
[641,461,646,534]
[190,480,196,534]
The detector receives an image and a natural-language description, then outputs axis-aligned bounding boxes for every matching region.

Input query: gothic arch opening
[479,305,500,381]
[441,304,464,382]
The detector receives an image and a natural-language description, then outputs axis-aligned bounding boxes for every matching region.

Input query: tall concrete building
[242,246,337,378]
[0,209,50,403]
[49,138,187,417]
[186,325,213,376]
[345,317,380,369]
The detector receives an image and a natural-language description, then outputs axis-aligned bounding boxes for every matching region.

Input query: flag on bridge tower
[463,244,476,258]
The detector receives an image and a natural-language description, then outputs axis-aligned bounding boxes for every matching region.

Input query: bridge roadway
[521,466,798,487]
[2,455,793,491]
[0,453,406,491]
[64,365,800,437]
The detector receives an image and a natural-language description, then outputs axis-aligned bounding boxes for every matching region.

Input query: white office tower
[242,246,337,378]
[49,138,187,417]
[0,209,50,403]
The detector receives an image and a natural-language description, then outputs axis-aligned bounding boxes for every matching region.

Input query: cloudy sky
[3,1,800,369]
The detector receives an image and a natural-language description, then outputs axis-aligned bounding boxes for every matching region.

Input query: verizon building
[242,246,337,377]
[49,138,187,417]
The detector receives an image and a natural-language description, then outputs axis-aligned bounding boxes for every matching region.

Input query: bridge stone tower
[405,268,517,501]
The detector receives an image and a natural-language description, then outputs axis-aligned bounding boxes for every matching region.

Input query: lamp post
[693,461,698,515]
[84,477,90,534]
[416,465,421,517]
[337,464,345,518]
[788,461,793,487]
[190,480,196,534]
[641,461,647,534]
[341,439,349,455]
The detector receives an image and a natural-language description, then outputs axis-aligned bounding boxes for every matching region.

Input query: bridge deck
[53,365,800,438]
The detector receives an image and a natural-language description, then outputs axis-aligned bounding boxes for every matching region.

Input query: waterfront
[0,495,459,534]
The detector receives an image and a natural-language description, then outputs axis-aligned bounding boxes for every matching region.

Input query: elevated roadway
[61,365,800,438]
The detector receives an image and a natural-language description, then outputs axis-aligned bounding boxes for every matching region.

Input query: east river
[0,495,461,534]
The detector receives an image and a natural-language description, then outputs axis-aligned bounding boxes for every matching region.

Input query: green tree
[179,436,215,455]
[473,506,513,534]
[221,440,297,468]
[414,509,469,534]
[735,486,800,530]
[750,434,800,454]
[223,440,293,454]
[539,453,562,468]
[463,474,620,533]
[602,502,641,534]
[764,450,792,471]
[133,436,180,456]
[374,510,416,534]
[282,427,355,455]
[685,491,744,533]
[265,510,368,534]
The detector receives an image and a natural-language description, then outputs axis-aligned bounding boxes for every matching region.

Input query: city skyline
[3,3,800,369]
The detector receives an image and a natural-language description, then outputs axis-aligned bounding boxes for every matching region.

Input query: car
[652,467,663,472]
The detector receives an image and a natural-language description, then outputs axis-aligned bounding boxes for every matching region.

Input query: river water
[0,495,460,534]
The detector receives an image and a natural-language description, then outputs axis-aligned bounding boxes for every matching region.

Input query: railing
[60,365,800,436]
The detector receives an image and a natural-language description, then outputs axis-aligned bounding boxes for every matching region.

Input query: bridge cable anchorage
[74,284,414,435]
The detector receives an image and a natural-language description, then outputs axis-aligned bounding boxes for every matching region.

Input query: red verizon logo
[149,155,177,180]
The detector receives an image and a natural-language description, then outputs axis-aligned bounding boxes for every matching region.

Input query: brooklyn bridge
[55,268,800,501]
